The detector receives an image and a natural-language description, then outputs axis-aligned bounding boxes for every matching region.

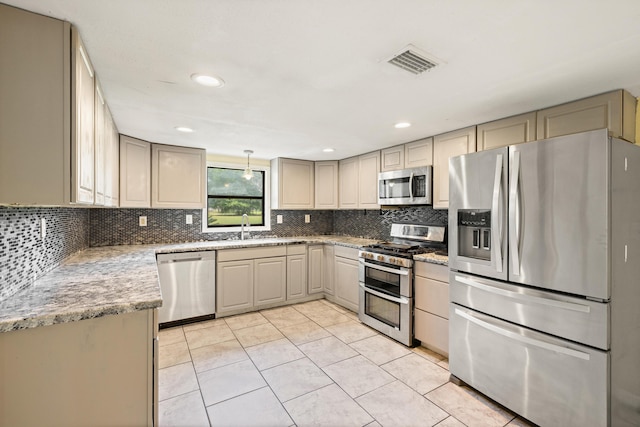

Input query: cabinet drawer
[334,245,358,260]
[286,244,307,255]
[217,246,286,262]
[414,276,449,318]
[415,262,448,283]
[414,309,448,356]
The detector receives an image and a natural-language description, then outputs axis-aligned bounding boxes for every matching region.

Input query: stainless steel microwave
[378,166,432,205]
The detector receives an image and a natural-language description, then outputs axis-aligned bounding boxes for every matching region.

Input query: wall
[0,207,89,302]
[89,209,334,246]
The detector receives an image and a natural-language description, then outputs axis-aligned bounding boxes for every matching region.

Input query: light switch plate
[186,214,193,225]
[139,216,147,226]
[304,214,310,223]
[277,215,283,224]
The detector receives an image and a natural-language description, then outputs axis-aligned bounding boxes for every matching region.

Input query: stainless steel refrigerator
[448,129,640,426]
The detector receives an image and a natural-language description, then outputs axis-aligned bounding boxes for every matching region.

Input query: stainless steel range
[358,223,446,347]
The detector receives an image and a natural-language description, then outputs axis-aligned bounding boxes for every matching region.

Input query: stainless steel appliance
[448,129,640,427]
[378,166,432,205]
[359,223,446,346]
[156,251,216,325]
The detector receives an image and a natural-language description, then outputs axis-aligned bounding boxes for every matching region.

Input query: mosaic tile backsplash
[89,209,334,246]
[0,207,89,302]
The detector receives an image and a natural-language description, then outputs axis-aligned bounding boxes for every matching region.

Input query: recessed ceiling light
[323,148,335,153]
[394,122,411,129]
[191,73,225,88]
[175,126,194,133]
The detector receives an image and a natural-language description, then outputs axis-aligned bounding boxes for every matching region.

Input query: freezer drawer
[450,304,609,427]
[450,271,609,350]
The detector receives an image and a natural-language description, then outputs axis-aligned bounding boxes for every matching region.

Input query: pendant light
[242,150,254,180]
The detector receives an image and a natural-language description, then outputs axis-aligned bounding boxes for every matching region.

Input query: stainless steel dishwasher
[156,251,216,324]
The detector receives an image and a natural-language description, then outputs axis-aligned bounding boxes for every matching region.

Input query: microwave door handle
[492,154,503,273]
[409,172,414,199]
[509,151,521,276]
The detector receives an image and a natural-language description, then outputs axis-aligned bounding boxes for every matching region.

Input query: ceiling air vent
[387,44,439,75]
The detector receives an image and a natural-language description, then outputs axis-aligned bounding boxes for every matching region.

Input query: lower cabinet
[323,244,335,295]
[217,245,319,316]
[286,245,308,300]
[0,309,157,427]
[414,261,449,356]
[332,246,360,312]
[307,244,324,295]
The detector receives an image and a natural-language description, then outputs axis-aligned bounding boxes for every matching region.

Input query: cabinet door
[287,254,307,300]
[275,159,315,209]
[433,126,476,209]
[94,82,106,206]
[71,28,95,205]
[323,245,335,295]
[477,112,536,151]
[315,161,339,209]
[104,106,119,207]
[217,260,254,314]
[307,245,324,294]
[254,257,287,307]
[151,144,206,209]
[536,90,635,143]
[414,309,448,356]
[404,138,433,168]
[381,146,404,172]
[358,151,380,209]
[120,135,151,208]
[0,5,70,206]
[334,256,359,312]
[338,156,359,208]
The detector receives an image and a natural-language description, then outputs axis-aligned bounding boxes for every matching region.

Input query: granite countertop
[0,235,446,333]
[414,252,449,266]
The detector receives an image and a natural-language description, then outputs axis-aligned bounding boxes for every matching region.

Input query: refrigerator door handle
[454,307,591,360]
[453,274,591,313]
[509,151,521,275]
[491,154,503,273]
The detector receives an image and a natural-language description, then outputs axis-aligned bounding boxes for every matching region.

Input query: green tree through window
[207,167,265,227]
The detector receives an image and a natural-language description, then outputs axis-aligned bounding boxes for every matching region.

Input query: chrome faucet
[240,214,251,240]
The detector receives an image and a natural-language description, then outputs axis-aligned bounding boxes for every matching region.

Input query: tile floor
[158,299,535,427]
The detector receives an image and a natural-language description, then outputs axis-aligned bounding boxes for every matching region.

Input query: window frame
[202,161,271,233]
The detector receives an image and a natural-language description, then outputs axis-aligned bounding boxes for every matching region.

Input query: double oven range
[358,223,446,347]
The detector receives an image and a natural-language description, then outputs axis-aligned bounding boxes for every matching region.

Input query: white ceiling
[6,0,640,161]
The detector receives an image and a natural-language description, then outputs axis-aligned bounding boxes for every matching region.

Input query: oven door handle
[359,259,410,276]
[359,283,410,305]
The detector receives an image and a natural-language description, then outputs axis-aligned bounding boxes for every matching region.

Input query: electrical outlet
[139,216,147,227]
[304,214,311,223]
[277,215,283,224]
[186,214,193,225]
[40,218,46,239]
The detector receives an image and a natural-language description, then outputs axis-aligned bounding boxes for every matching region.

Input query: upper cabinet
[71,28,96,205]
[104,106,119,207]
[404,138,433,168]
[477,112,536,151]
[0,5,71,205]
[381,145,404,172]
[120,135,151,208]
[0,4,120,206]
[433,126,476,210]
[338,152,380,209]
[358,151,380,209]
[315,161,339,209]
[271,158,315,209]
[537,90,636,143]
[120,135,206,209]
[151,144,206,209]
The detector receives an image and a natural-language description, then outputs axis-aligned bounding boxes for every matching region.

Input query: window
[206,166,267,229]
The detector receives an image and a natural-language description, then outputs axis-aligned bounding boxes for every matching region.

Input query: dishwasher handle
[159,256,202,264]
